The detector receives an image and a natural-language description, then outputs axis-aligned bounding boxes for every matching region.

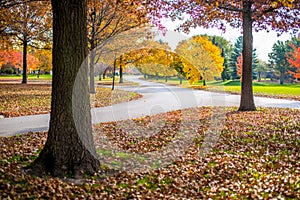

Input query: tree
[208,35,233,81]
[236,53,243,81]
[268,40,292,84]
[229,36,259,80]
[251,48,259,80]
[29,0,100,177]
[0,49,40,73]
[287,42,300,81]
[0,50,22,68]
[175,35,224,86]
[116,38,175,79]
[0,0,41,9]
[2,0,52,83]
[87,0,148,93]
[229,36,243,80]
[255,59,269,82]
[151,0,300,111]
[34,47,52,74]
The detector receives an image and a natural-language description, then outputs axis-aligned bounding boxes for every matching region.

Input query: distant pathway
[0,75,299,136]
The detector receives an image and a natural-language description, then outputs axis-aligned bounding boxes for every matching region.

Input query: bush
[1,63,15,74]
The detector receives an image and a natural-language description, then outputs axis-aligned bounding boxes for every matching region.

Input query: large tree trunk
[22,38,27,84]
[238,1,256,111]
[29,0,100,178]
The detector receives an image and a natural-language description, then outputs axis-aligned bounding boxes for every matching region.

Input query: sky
[156,19,293,62]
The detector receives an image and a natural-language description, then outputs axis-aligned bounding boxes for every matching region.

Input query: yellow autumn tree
[87,0,148,92]
[34,47,52,74]
[175,36,224,85]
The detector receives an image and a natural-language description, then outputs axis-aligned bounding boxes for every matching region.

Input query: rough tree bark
[238,1,256,111]
[29,0,101,177]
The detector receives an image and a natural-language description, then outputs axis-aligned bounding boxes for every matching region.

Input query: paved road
[1,76,299,136]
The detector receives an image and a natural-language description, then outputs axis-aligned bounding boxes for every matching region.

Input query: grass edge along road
[0,106,299,199]
[145,77,300,101]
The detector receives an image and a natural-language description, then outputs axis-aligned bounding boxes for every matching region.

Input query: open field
[1,107,299,199]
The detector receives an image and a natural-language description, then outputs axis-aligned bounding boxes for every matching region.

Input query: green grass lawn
[0,74,52,81]
[218,80,300,96]
[145,77,300,100]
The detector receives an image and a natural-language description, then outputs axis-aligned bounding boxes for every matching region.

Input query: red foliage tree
[287,44,300,80]
[236,54,243,82]
[0,50,40,72]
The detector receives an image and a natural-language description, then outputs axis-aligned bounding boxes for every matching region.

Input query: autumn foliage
[287,44,300,80]
[0,50,40,72]
[236,54,243,81]
[175,35,224,84]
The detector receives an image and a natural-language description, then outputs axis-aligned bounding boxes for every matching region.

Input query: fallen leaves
[0,107,299,199]
[0,84,51,118]
[0,83,142,118]
[92,87,142,108]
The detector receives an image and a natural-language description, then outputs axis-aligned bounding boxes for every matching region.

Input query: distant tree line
[209,35,300,84]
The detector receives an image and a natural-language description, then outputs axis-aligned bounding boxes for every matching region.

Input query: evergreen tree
[229,36,243,80]
[229,36,259,80]
[268,38,299,84]
[252,48,259,79]
[208,35,233,81]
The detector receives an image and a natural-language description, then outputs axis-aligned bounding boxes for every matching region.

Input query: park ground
[0,75,141,118]
[1,107,299,199]
[0,75,299,199]
[145,76,300,101]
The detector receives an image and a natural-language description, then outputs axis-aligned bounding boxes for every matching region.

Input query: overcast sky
[157,19,293,62]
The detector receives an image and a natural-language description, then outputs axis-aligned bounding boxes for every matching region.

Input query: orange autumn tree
[0,50,22,67]
[0,50,40,73]
[2,0,52,83]
[287,43,300,80]
[236,54,243,82]
[149,0,300,111]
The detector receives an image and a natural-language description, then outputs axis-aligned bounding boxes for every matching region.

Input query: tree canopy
[148,0,299,111]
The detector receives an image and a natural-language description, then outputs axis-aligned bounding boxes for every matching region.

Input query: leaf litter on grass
[0,84,142,118]
[0,107,299,199]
